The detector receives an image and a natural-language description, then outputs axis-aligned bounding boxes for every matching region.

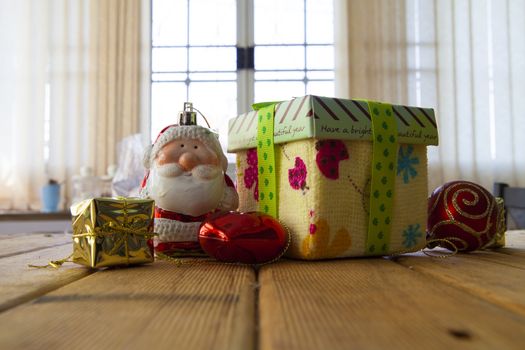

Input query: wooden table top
[0,231,524,350]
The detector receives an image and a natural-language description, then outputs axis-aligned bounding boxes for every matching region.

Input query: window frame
[150,0,335,133]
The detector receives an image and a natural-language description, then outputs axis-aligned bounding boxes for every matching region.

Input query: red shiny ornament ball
[199,211,289,264]
[427,181,498,251]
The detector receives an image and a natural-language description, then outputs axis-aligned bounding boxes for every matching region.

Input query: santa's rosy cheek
[157,149,180,165]
[156,152,167,164]
[195,149,219,165]
[203,154,219,166]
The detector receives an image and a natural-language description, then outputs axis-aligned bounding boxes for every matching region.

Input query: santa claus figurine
[140,103,239,256]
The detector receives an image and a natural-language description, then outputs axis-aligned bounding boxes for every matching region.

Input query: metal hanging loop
[179,102,212,128]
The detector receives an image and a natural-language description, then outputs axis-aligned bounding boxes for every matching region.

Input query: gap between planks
[0,232,71,259]
[2,230,524,349]
[391,231,525,316]
[390,230,525,317]
[0,260,257,350]
[258,258,525,350]
[0,232,259,350]
[390,250,525,318]
[0,243,94,313]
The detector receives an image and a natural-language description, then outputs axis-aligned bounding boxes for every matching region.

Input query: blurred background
[1,0,524,218]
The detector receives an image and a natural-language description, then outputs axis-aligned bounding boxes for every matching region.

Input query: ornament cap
[179,102,197,125]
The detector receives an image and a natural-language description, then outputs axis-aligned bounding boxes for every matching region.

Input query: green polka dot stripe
[365,101,398,256]
[255,104,278,218]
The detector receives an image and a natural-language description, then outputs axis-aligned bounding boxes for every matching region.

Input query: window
[252,0,334,101]
[151,0,334,157]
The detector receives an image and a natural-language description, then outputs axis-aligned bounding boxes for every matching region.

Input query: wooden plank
[259,259,525,350]
[392,250,525,317]
[0,243,93,313]
[495,247,525,259]
[417,231,525,262]
[457,249,525,269]
[0,232,71,258]
[0,260,256,350]
[410,245,525,269]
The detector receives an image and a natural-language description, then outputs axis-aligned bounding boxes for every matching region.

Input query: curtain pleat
[90,0,142,176]
[0,0,147,210]
[341,0,408,104]
[335,0,525,192]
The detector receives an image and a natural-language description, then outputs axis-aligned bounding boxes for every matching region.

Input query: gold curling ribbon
[388,238,459,258]
[155,252,185,265]
[422,238,458,258]
[28,254,73,269]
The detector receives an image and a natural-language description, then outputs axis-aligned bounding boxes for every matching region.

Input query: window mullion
[237,0,254,114]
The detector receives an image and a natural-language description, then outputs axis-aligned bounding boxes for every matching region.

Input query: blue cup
[41,183,61,212]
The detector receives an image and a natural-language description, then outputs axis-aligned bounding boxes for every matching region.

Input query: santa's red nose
[179,152,199,171]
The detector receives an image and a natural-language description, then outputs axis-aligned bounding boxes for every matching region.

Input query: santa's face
[157,138,220,171]
[147,138,225,216]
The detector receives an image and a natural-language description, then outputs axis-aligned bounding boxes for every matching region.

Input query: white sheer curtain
[0,0,150,210]
[335,0,525,193]
[0,1,49,210]
[335,0,409,104]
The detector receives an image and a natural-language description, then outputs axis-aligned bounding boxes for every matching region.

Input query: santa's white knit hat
[143,124,228,171]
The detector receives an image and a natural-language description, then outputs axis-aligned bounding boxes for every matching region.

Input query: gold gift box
[70,198,155,268]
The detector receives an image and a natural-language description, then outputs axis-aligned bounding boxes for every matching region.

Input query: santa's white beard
[147,163,225,216]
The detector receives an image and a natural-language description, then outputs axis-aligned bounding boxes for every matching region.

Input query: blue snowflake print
[397,145,419,184]
[402,223,423,248]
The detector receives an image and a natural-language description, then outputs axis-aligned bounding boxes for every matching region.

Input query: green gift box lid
[227,95,438,152]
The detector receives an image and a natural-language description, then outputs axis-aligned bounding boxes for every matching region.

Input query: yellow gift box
[70,198,155,268]
[228,96,439,259]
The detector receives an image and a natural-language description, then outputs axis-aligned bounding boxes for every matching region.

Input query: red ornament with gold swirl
[427,181,500,251]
